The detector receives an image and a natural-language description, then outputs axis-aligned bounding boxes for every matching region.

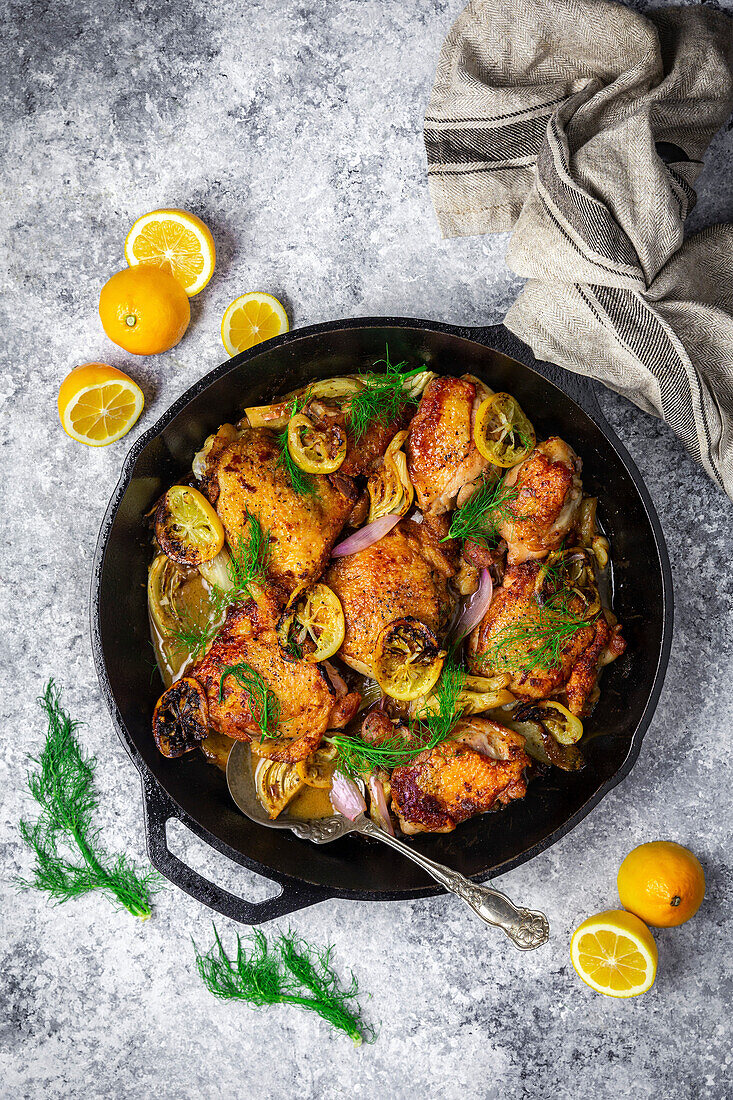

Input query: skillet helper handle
[357,817,549,950]
[142,777,329,924]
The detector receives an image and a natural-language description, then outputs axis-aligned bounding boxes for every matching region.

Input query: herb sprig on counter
[443,474,517,546]
[194,925,374,1045]
[218,662,280,739]
[18,681,160,919]
[328,650,467,775]
[348,346,425,440]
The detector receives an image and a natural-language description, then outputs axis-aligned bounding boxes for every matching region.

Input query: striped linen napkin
[425,0,733,495]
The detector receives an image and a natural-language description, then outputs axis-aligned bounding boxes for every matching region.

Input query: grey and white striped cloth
[425,0,733,496]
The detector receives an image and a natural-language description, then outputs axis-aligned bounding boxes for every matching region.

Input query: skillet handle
[142,777,331,925]
[468,324,609,427]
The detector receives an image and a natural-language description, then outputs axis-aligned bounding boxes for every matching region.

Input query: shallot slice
[368,775,394,836]
[332,514,401,557]
[330,771,366,820]
[455,568,493,639]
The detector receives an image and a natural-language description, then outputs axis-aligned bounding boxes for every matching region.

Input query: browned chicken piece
[497,438,583,564]
[200,426,357,604]
[341,413,410,478]
[325,519,455,675]
[467,561,625,714]
[192,590,360,762]
[390,718,529,834]
[407,375,493,515]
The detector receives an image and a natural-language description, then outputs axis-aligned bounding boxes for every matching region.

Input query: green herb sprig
[444,475,517,546]
[348,346,425,440]
[478,585,595,675]
[194,925,374,1045]
[276,393,316,496]
[328,649,466,775]
[18,681,160,919]
[170,511,271,660]
[218,662,280,739]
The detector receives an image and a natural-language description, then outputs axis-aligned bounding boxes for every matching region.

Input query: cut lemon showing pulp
[221,292,289,356]
[58,363,144,446]
[125,209,216,296]
[570,909,657,998]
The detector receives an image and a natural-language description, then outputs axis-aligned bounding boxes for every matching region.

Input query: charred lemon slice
[296,743,338,788]
[536,700,584,745]
[155,485,225,567]
[374,617,445,701]
[278,584,345,663]
[153,677,209,757]
[474,392,535,467]
[287,412,347,474]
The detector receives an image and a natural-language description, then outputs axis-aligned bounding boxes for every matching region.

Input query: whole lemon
[617,841,705,928]
[99,266,190,355]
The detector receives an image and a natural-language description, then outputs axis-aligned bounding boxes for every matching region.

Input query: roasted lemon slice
[279,584,345,663]
[287,412,347,474]
[155,485,225,567]
[570,910,657,998]
[374,618,445,701]
[535,700,583,745]
[221,292,289,356]
[153,677,209,758]
[124,208,216,296]
[474,392,535,467]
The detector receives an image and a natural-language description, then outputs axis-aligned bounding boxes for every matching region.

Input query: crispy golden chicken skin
[341,413,410,478]
[390,718,529,834]
[192,591,359,762]
[467,561,625,714]
[407,375,492,515]
[202,426,356,603]
[325,519,454,675]
[497,438,583,564]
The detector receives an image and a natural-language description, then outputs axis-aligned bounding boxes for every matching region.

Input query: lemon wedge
[570,909,657,998]
[221,292,289,357]
[125,209,216,296]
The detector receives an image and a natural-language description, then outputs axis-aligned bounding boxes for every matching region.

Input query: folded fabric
[425,0,733,495]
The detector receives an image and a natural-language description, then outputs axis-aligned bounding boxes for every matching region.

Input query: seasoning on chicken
[467,560,625,715]
[390,718,529,834]
[497,438,583,564]
[407,375,493,516]
[200,425,357,604]
[325,519,455,675]
[191,590,359,762]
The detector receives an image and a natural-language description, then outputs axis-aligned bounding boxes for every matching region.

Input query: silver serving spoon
[226,742,549,950]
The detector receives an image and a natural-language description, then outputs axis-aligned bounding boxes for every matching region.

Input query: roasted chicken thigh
[325,519,454,675]
[192,589,359,762]
[497,437,583,564]
[200,426,356,603]
[390,718,529,834]
[407,375,492,516]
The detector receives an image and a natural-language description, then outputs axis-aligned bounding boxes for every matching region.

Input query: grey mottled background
[2,1,733,1097]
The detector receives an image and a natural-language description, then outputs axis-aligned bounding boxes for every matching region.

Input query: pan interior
[96,324,665,897]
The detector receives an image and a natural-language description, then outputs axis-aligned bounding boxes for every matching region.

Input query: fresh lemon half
[221,292,289,356]
[570,909,657,998]
[58,363,144,446]
[125,209,216,296]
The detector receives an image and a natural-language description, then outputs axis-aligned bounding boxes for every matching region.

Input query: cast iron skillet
[91,318,673,924]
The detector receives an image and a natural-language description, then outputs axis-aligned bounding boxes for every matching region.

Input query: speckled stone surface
[2,1,733,1097]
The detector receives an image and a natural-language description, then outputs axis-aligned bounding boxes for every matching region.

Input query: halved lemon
[221,292,289,356]
[125,209,216,296]
[570,909,657,998]
[58,363,144,446]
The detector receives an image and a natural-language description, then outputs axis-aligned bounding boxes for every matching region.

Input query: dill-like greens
[275,393,316,496]
[218,662,280,739]
[18,681,160,919]
[348,346,424,440]
[170,511,271,659]
[443,474,517,546]
[328,650,466,775]
[478,589,595,675]
[194,925,374,1045]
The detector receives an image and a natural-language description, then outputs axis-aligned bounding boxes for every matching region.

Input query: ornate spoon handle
[356,817,549,950]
